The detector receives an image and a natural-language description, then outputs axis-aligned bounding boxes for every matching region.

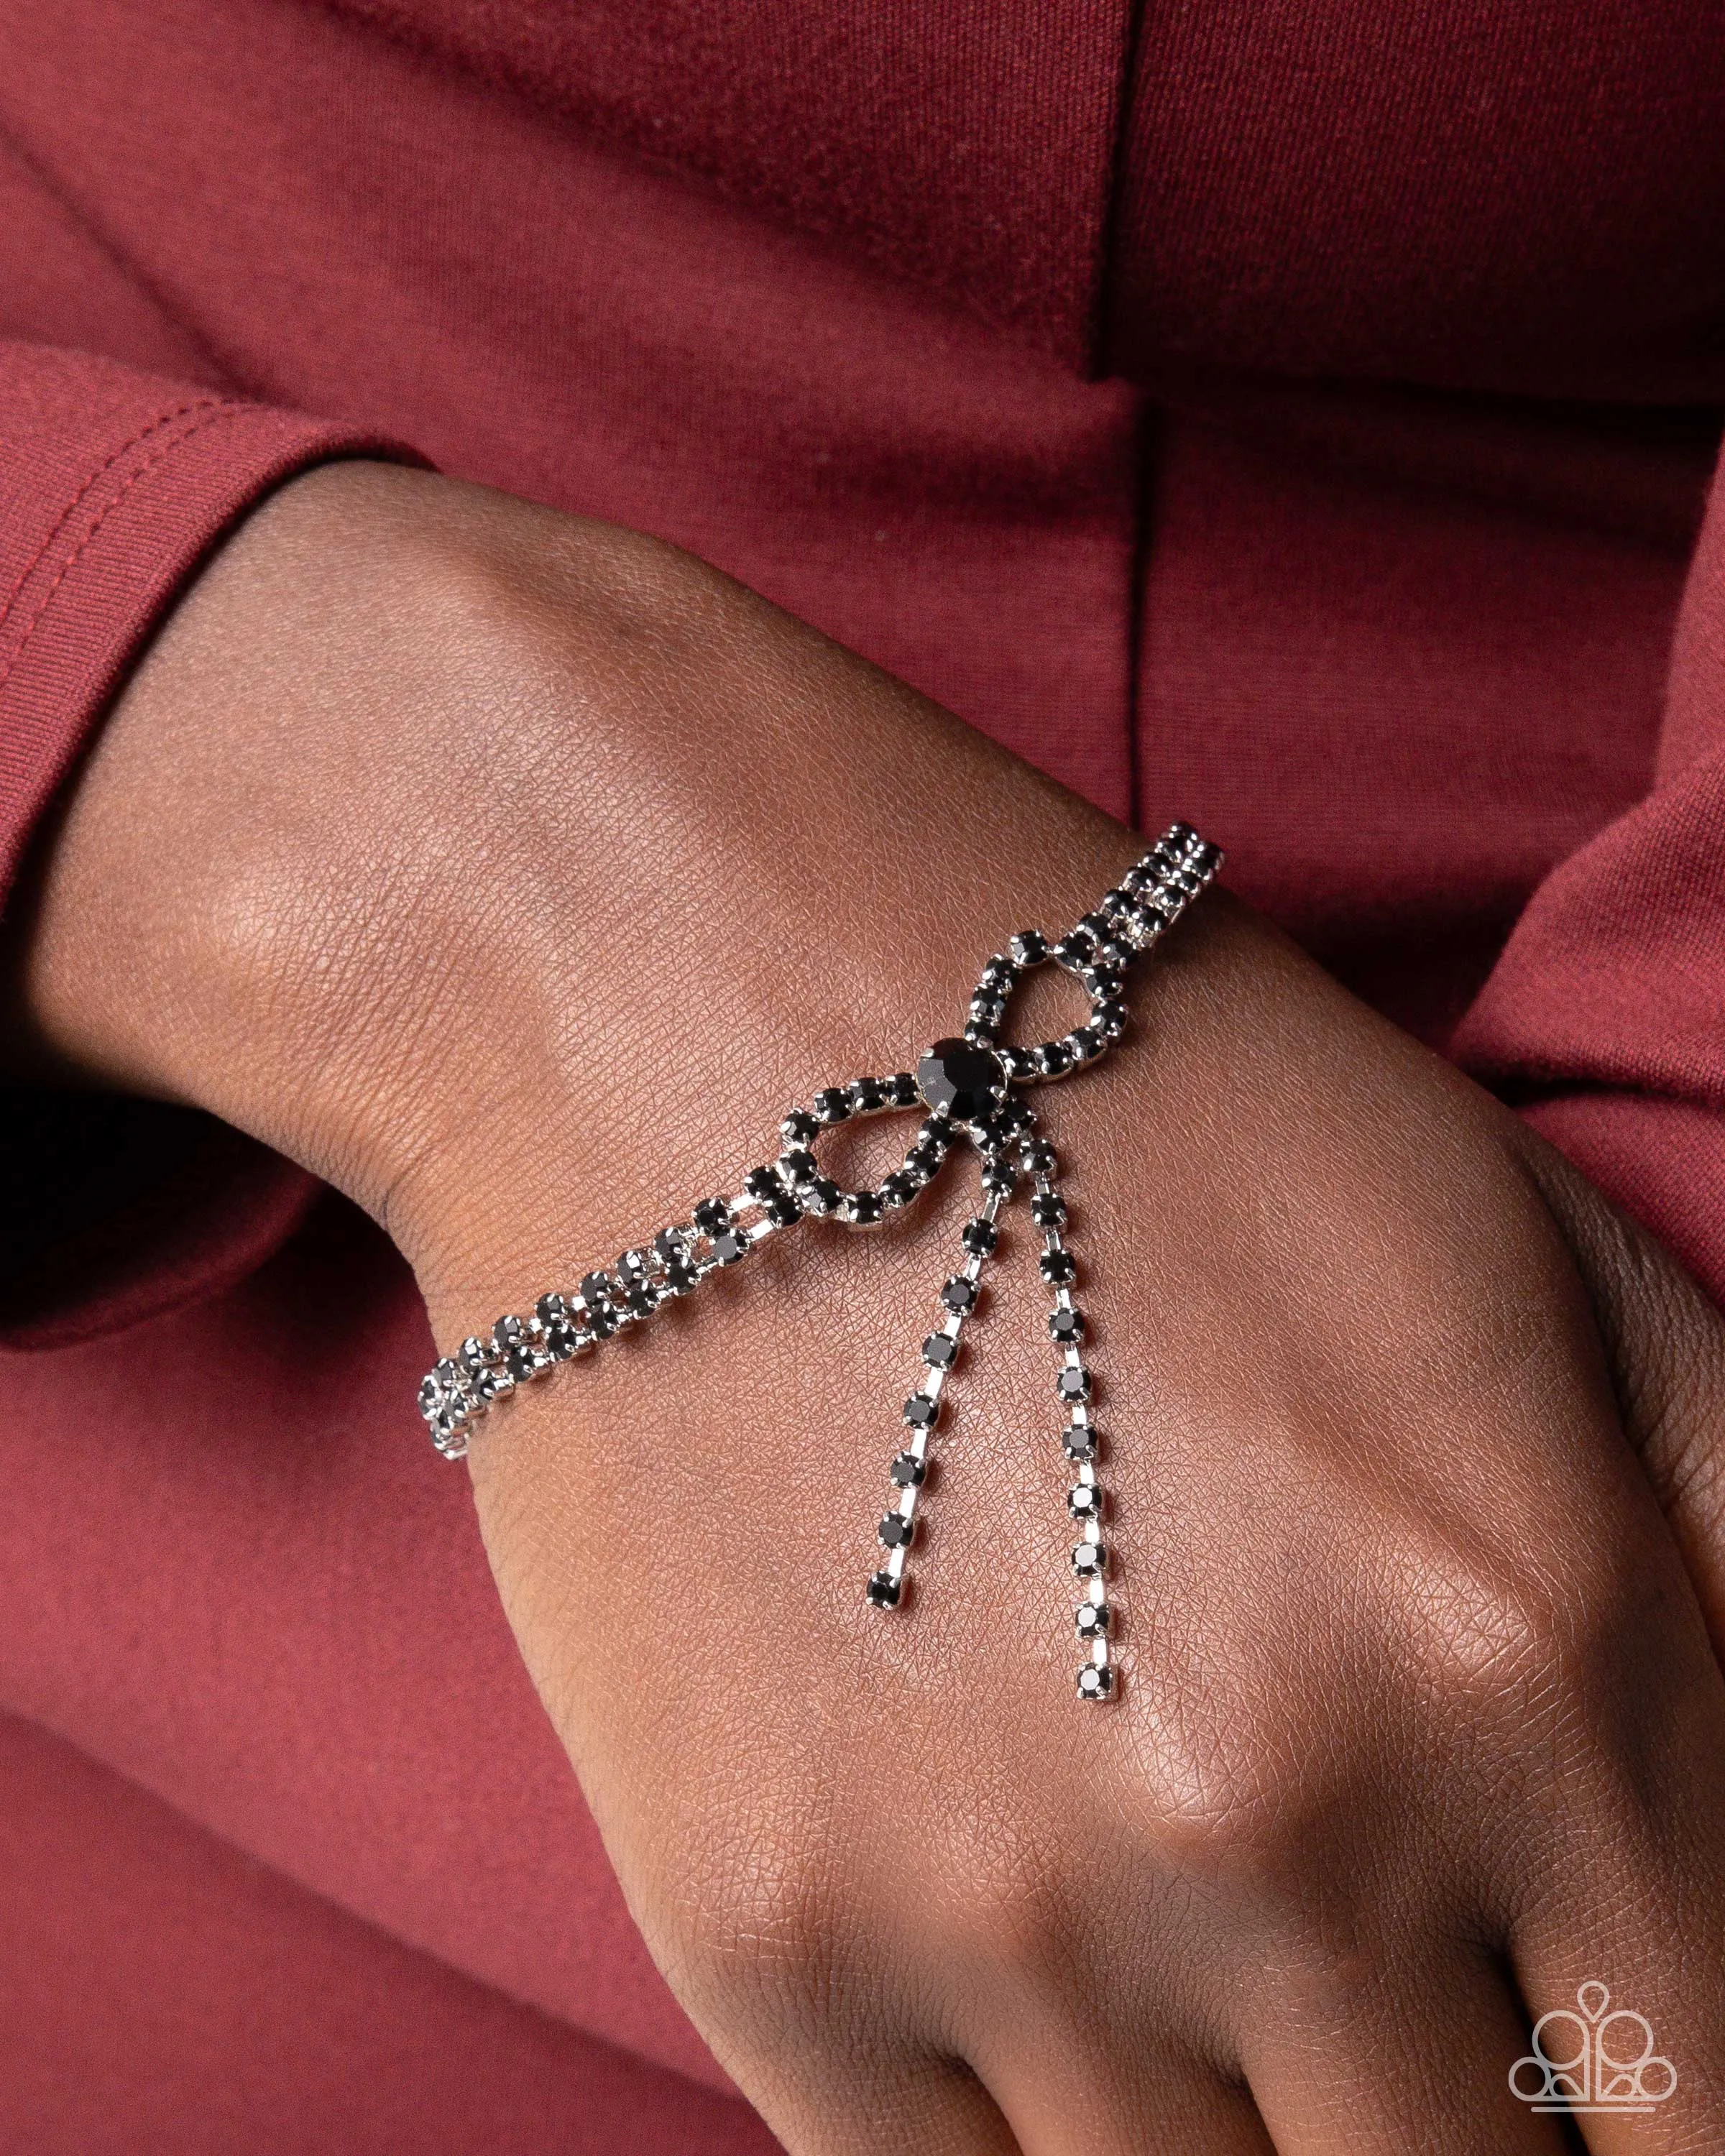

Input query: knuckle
[1119,1667,1317,1896]
[651,1802,852,2036]
[1379,1532,1555,1700]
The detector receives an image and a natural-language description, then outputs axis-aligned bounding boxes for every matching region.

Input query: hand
[17,460,1725,2152]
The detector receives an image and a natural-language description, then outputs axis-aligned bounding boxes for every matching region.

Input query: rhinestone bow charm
[418,822,1221,1699]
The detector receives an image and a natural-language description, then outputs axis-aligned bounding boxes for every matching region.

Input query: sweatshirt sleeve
[0,341,416,1349]
[1454,436,1725,1306]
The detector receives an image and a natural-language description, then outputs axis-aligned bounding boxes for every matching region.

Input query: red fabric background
[0,0,1721,2143]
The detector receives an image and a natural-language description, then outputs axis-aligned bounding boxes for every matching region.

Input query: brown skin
[13,459,1725,2152]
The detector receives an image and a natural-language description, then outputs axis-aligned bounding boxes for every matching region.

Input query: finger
[741,2047,1023,2156]
[1514,1133,1725,1654]
[972,2018,1274,2156]
[1242,1950,1575,2155]
[1510,1771,1725,2153]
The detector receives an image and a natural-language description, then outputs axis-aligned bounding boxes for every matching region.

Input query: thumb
[1517,1128,1725,1660]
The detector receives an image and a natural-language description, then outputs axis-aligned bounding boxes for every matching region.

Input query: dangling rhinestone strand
[865,1152,1008,1610]
[1021,1118,1114,1700]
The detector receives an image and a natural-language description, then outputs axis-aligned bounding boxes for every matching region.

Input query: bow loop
[773,1072,957,1229]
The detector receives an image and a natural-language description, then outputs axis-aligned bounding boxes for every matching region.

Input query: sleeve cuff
[0,346,420,1348]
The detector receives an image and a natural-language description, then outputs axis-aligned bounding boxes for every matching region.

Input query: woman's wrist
[9,459,1163,1317]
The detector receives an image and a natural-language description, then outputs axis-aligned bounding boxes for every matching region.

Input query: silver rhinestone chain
[418,821,1221,1699]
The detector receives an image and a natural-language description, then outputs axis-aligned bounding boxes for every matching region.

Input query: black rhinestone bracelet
[418,821,1221,1700]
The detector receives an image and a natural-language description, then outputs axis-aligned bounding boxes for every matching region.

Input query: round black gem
[1077,1664,1114,1700]
[890,1451,926,1487]
[804,1176,842,1215]
[1070,1542,1106,1576]
[1023,1138,1058,1175]
[1063,1422,1098,1460]
[1057,1365,1092,1401]
[543,1319,581,1358]
[781,1109,819,1147]
[878,1512,915,1549]
[778,1148,818,1184]
[693,1197,732,1235]
[664,1261,698,1295]
[1068,1481,1100,1518]
[711,1230,748,1266]
[876,1173,913,1210]
[962,1217,998,1256]
[653,1228,688,1264]
[743,1166,781,1204]
[981,1159,1018,1199]
[887,1072,920,1107]
[1048,1306,1085,1343]
[616,1250,651,1286]
[1038,1041,1074,1078]
[586,1306,618,1340]
[813,1087,851,1124]
[1070,1028,1103,1061]
[1009,930,1048,965]
[991,1095,1033,1136]
[916,1038,1008,1122]
[850,1076,886,1112]
[1054,929,1097,968]
[1040,1249,1077,1284]
[903,1391,939,1428]
[472,1366,502,1401]
[494,1314,526,1348]
[1075,1600,1111,1637]
[848,1191,884,1226]
[941,1276,978,1314]
[1095,999,1126,1038]
[921,1332,957,1369]
[866,1570,901,1608]
[580,1271,614,1309]
[1031,1192,1067,1228]
[457,1337,489,1376]
[418,1374,442,1414]
[534,1293,568,1328]
[1079,911,1112,944]
[505,1345,538,1382]
[764,1192,800,1228]
[623,1284,658,1317]
[980,956,1018,990]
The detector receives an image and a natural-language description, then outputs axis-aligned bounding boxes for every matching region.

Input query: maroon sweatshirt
[1,3,1723,2145]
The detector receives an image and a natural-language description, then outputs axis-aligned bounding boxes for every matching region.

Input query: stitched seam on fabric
[0,402,251,702]
[1123,394,1157,829]
[1087,0,1149,376]
[0,397,226,635]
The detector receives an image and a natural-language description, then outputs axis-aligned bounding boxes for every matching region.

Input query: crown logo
[1509,1981,1677,2114]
